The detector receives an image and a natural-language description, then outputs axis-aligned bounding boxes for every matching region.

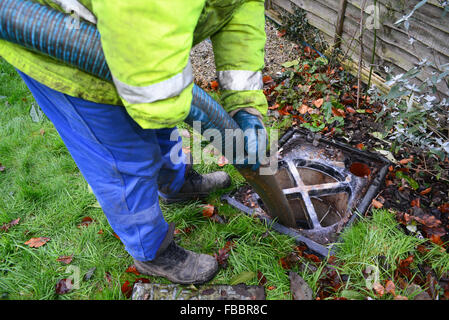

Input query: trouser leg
[17,70,184,261]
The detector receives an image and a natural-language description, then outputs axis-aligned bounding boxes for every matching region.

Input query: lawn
[1,57,448,300]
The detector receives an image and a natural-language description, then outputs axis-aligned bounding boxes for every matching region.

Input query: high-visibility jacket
[0,0,268,129]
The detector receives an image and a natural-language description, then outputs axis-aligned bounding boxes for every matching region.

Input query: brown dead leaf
[346,107,356,113]
[372,199,384,209]
[201,204,216,218]
[372,282,385,297]
[385,280,396,296]
[56,255,73,265]
[313,98,324,108]
[277,29,286,37]
[268,103,280,110]
[25,237,50,248]
[77,216,93,228]
[210,81,219,91]
[419,187,432,195]
[55,278,73,295]
[394,295,408,300]
[410,198,420,208]
[438,203,449,214]
[0,218,20,232]
[356,143,364,150]
[399,157,413,165]
[262,75,273,84]
[257,271,267,286]
[125,265,141,276]
[121,280,133,299]
[414,214,441,228]
[299,104,309,114]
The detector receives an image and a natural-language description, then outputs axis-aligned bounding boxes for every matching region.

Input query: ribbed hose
[0,0,298,227]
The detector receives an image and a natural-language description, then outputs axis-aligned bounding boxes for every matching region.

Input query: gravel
[191,20,299,85]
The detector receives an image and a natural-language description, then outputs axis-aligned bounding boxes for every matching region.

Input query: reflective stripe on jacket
[0,0,268,128]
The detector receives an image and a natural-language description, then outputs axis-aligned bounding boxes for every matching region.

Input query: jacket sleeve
[91,0,206,129]
[210,0,268,116]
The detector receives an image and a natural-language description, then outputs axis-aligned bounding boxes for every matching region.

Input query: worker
[0,0,268,284]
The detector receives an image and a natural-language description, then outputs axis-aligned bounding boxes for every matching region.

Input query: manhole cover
[223,128,390,256]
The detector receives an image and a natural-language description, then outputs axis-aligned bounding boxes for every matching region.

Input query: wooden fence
[265,0,449,99]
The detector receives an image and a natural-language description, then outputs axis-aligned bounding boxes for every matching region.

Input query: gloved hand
[232,109,268,171]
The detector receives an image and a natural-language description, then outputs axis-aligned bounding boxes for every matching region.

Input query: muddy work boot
[160,165,231,204]
[134,241,218,285]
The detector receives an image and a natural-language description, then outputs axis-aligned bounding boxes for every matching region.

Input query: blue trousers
[18,70,187,261]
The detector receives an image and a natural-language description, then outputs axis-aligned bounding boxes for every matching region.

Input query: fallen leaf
[430,234,444,246]
[25,237,50,248]
[394,295,408,300]
[134,277,150,284]
[268,103,280,110]
[277,29,286,37]
[78,216,93,228]
[121,280,133,299]
[414,214,441,228]
[55,278,73,295]
[313,98,324,108]
[304,253,321,263]
[356,143,364,150]
[410,198,420,208]
[372,282,385,297]
[332,107,345,117]
[201,204,216,218]
[210,81,219,91]
[298,104,309,114]
[346,107,356,113]
[399,255,414,269]
[385,280,396,296]
[125,265,141,276]
[262,75,273,84]
[257,271,267,286]
[372,199,384,209]
[399,157,413,165]
[0,218,20,232]
[419,187,432,195]
[416,245,429,254]
[56,255,73,265]
[438,203,449,214]
[214,241,235,268]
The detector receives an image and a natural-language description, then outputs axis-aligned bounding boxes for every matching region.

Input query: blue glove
[232,110,268,171]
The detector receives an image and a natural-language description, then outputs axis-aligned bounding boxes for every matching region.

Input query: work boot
[159,164,231,204]
[134,241,219,284]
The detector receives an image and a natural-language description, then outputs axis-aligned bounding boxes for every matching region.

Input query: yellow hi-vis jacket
[0,0,268,129]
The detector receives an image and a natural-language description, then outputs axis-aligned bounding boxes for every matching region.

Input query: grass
[1,57,447,300]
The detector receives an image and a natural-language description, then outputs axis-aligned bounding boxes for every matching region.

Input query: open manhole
[223,128,390,256]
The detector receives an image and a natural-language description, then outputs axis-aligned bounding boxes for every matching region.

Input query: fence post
[334,0,348,50]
